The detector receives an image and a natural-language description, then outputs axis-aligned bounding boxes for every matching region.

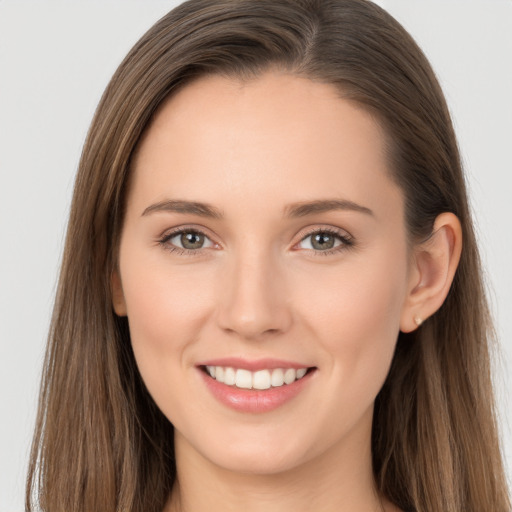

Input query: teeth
[271,368,284,387]
[205,365,309,389]
[253,369,271,390]
[235,369,252,389]
[224,366,236,385]
[284,368,296,384]
[296,368,307,379]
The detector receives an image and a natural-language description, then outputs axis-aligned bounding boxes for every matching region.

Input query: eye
[297,228,354,255]
[159,228,215,254]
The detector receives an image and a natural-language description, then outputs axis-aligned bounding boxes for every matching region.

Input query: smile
[198,360,317,413]
[205,366,309,390]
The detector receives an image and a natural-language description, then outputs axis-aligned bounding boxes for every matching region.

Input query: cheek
[118,248,215,383]
[299,245,408,386]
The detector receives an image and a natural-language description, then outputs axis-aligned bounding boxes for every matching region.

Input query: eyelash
[158,226,354,257]
[298,227,354,256]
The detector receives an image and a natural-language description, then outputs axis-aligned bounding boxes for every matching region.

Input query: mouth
[200,365,315,390]
[196,357,317,412]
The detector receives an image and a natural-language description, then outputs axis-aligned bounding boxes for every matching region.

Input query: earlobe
[400,212,462,333]
[111,269,128,316]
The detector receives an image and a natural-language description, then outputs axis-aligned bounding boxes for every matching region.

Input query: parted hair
[27,1,510,511]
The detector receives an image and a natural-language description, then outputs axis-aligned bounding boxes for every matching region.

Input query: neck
[164,415,393,512]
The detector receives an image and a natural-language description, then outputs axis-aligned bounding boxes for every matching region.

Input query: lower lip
[199,368,315,413]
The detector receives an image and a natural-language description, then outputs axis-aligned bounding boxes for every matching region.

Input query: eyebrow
[141,198,374,219]
[142,200,224,219]
[283,199,374,218]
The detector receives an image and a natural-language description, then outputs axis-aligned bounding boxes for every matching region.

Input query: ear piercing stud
[414,316,423,327]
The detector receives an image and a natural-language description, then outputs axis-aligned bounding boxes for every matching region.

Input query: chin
[209,444,310,476]
[179,425,314,476]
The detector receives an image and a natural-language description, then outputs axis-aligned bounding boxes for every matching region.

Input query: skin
[112,71,462,512]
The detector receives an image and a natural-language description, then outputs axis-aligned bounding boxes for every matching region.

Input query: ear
[111,268,127,316]
[400,212,462,333]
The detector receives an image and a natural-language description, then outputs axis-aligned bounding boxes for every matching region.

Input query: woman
[26,0,511,511]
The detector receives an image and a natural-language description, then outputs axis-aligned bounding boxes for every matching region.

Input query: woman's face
[114,72,417,475]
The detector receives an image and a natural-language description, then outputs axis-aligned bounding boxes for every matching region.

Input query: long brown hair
[26,1,510,511]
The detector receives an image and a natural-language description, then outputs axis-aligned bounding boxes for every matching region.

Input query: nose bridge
[216,241,291,340]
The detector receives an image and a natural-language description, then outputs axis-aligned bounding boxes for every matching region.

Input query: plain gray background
[1,1,511,510]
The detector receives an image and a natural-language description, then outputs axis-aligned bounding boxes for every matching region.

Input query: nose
[216,246,292,341]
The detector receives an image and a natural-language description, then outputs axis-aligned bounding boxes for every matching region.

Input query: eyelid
[296,225,353,243]
[158,225,219,256]
[158,224,354,257]
[293,225,354,256]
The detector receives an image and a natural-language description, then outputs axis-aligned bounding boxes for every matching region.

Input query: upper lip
[196,357,314,372]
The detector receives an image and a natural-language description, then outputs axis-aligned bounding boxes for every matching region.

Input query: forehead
[140,72,386,159]
[129,71,401,222]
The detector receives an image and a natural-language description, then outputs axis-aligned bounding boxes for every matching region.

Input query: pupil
[181,232,204,249]
[312,233,334,250]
